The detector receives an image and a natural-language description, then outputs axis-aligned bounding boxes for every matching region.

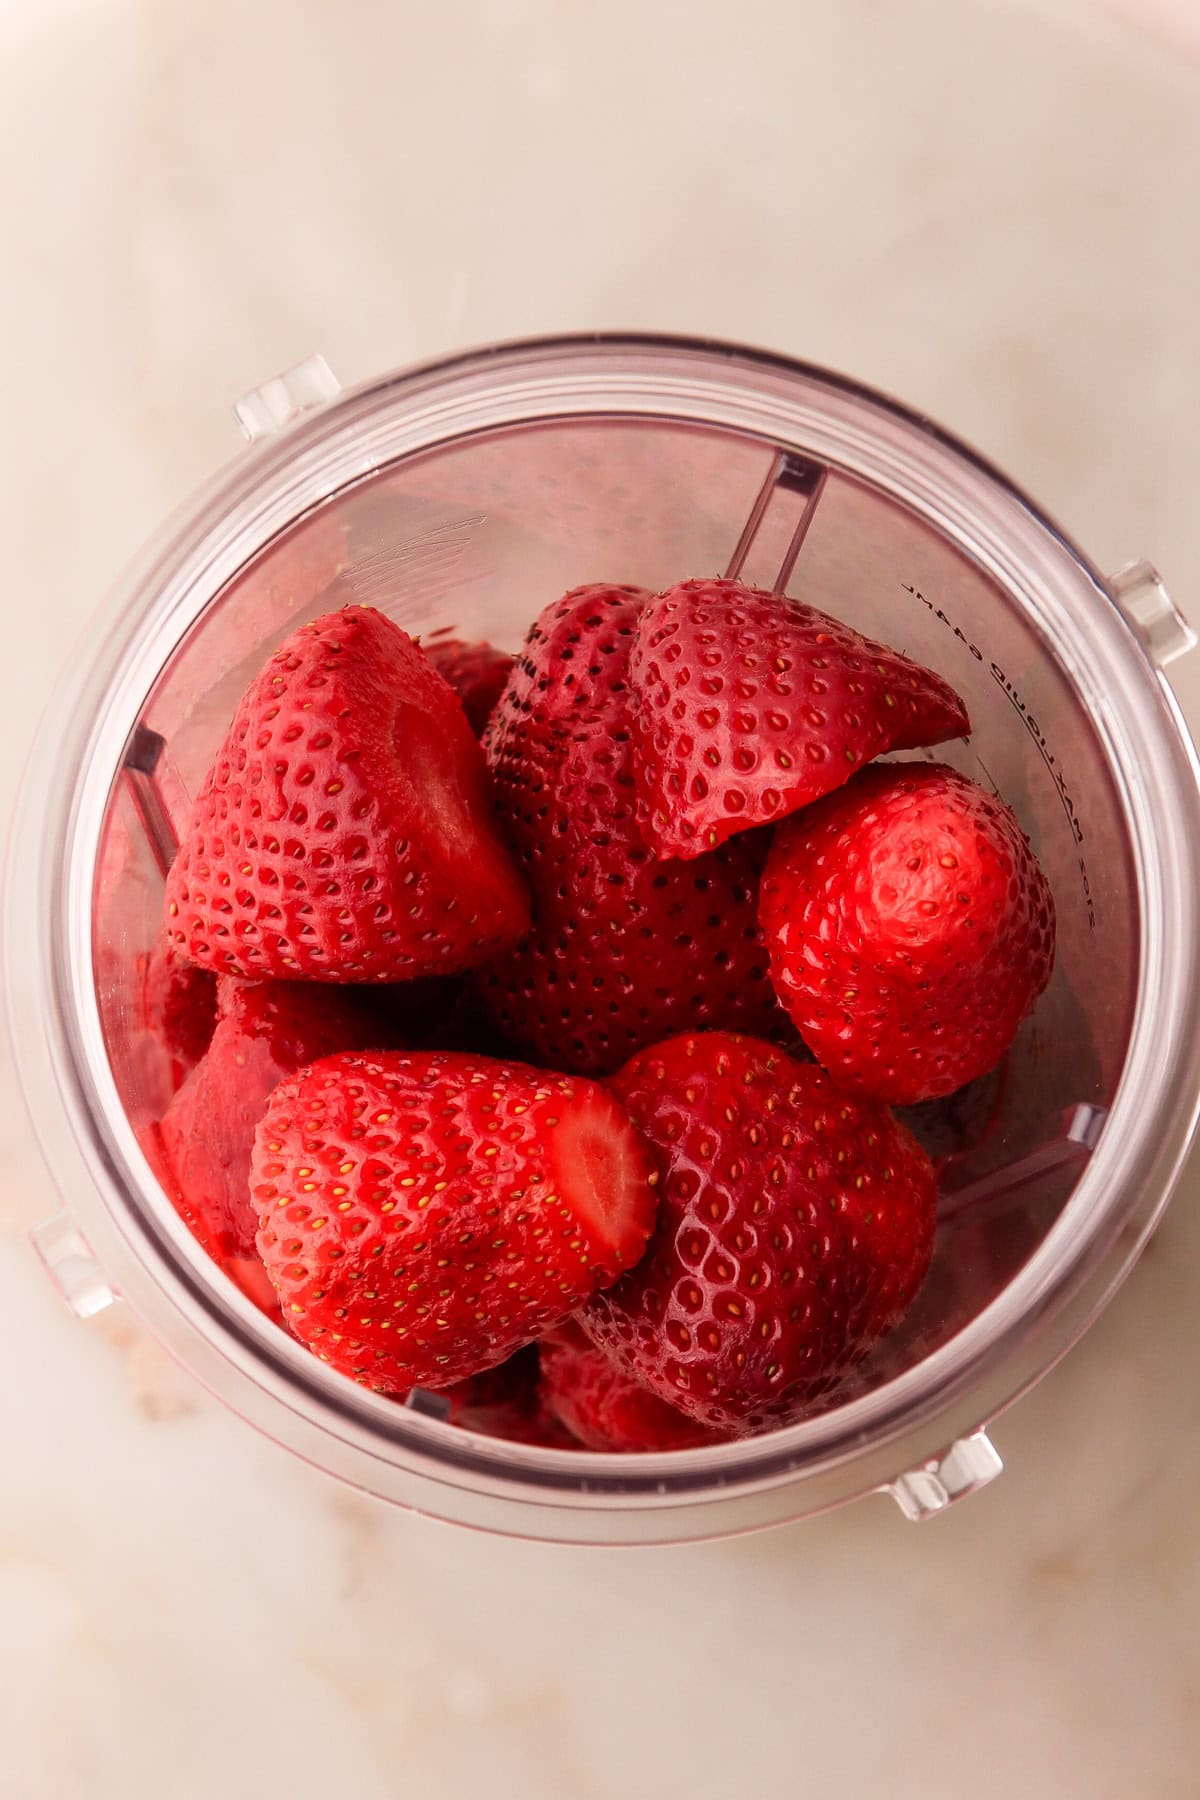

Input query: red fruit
[759,762,1056,1104]
[480,583,787,1075]
[483,581,648,739]
[582,1031,937,1433]
[540,1323,718,1452]
[156,977,393,1314]
[163,605,530,983]
[251,1049,658,1392]
[628,577,970,858]
[439,1345,580,1448]
[142,930,218,1091]
[422,634,513,737]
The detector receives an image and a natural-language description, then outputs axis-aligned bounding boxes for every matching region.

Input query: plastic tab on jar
[886,1427,1003,1521]
[1108,560,1196,668]
[233,354,342,442]
[29,1214,115,1318]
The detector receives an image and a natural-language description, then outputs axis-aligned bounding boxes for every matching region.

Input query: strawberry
[439,1345,580,1448]
[759,761,1056,1104]
[539,1323,718,1451]
[163,605,530,983]
[155,977,395,1314]
[628,576,970,858]
[484,581,649,738]
[480,583,787,1075]
[422,634,513,737]
[142,930,218,1091]
[251,1049,658,1392]
[581,1031,936,1432]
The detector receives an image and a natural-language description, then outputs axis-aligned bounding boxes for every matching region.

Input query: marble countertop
[2,1,1199,1795]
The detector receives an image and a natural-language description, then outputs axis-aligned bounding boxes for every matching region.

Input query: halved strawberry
[582,1031,937,1432]
[628,577,969,858]
[422,634,513,737]
[251,1049,659,1392]
[480,583,788,1075]
[759,761,1056,1103]
[156,977,395,1314]
[539,1323,718,1452]
[164,605,530,983]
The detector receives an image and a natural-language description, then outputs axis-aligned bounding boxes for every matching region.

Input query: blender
[9,334,1200,1542]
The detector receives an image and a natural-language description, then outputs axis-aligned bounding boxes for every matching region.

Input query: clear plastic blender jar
[9,334,1200,1543]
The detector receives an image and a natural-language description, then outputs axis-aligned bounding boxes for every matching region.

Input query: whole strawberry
[760,761,1056,1104]
[628,577,969,858]
[155,977,395,1314]
[540,1323,718,1452]
[164,605,529,983]
[480,583,787,1075]
[422,634,513,737]
[581,1031,936,1433]
[251,1049,658,1392]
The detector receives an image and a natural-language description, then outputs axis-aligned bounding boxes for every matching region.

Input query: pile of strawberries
[142,574,1055,1450]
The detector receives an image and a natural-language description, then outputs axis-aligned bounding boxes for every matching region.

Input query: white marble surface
[2,1,1200,1795]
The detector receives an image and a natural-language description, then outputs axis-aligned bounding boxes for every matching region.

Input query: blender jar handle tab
[28,1214,115,1319]
[884,1427,1004,1521]
[1107,560,1196,668]
[233,353,342,443]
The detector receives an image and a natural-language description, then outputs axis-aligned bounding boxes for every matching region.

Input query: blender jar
[9,334,1200,1544]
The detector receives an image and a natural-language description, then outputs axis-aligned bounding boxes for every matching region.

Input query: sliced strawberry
[422,634,513,737]
[164,605,530,983]
[539,1323,718,1452]
[479,583,788,1075]
[142,930,218,1091]
[251,1049,658,1392]
[759,761,1056,1103]
[582,1031,937,1433]
[628,577,970,858]
[156,977,395,1314]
